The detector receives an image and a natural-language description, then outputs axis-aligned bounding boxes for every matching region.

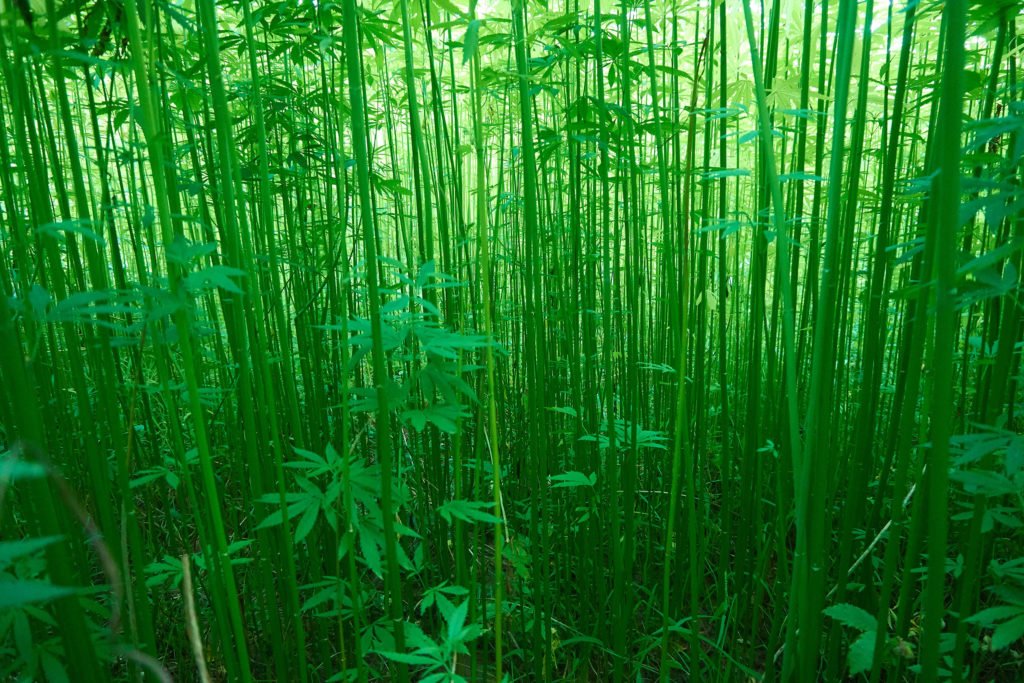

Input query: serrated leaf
[359,530,383,577]
[447,600,469,643]
[848,630,876,675]
[824,603,877,632]
[991,614,1024,650]
[966,605,1024,626]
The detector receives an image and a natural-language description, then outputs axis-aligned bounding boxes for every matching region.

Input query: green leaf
[447,600,469,643]
[378,650,439,666]
[991,614,1024,650]
[957,237,1024,277]
[436,499,503,524]
[949,469,1018,496]
[0,454,47,481]
[382,295,410,314]
[463,20,481,64]
[294,502,320,544]
[966,605,1024,626]
[0,536,63,569]
[130,470,167,489]
[778,171,825,183]
[184,265,247,294]
[848,630,876,675]
[547,406,578,418]
[550,471,597,488]
[166,236,217,266]
[824,603,877,633]
[701,168,751,180]
[0,580,79,608]
[431,0,461,16]
[37,219,107,248]
[256,498,306,530]
[28,284,51,319]
[40,651,70,683]
[359,530,384,577]
[423,404,463,434]
[403,409,428,432]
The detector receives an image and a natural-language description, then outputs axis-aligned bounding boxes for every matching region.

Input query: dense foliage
[1,0,1023,680]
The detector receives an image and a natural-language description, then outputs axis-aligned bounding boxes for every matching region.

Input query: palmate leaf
[422,404,466,434]
[446,599,469,643]
[359,527,384,578]
[300,579,343,614]
[403,409,428,431]
[580,419,668,451]
[256,492,313,530]
[436,499,503,525]
[420,582,469,615]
